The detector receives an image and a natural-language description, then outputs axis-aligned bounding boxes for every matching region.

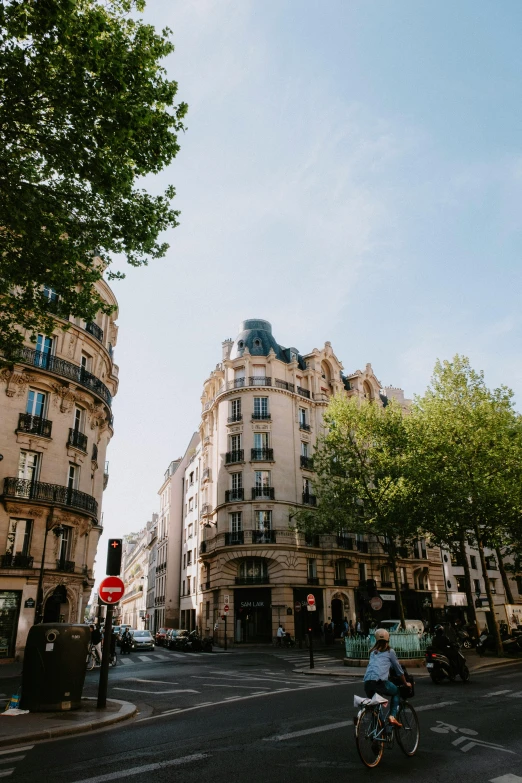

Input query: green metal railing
[345,629,433,659]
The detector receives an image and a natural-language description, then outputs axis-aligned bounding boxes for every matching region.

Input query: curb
[293,667,430,678]
[470,657,522,672]
[0,698,137,749]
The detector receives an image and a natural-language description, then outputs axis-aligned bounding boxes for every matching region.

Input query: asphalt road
[4,647,522,783]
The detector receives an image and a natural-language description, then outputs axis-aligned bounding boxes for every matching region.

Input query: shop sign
[240,600,265,608]
[24,598,35,608]
[381,594,396,602]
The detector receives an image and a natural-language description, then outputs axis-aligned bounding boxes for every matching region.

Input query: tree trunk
[459,536,480,638]
[389,541,407,629]
[475,527,503,656]
[496,547,515,604]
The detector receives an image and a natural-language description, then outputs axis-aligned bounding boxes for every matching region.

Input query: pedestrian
[90,624,102,663]
[356,618,363,637]
[342,617,349,638]
[349,619,355,638]
[276,623,284,646]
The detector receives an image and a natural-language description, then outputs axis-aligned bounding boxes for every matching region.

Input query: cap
[374,628,390,641]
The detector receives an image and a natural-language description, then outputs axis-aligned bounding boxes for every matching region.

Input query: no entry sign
[98,576,125,605]
[307,594,316,606]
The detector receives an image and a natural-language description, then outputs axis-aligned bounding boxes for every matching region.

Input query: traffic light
[106,538,122,575]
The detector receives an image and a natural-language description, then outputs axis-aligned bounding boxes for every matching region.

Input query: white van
[377,619,425,636]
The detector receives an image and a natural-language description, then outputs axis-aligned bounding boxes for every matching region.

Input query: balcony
[251,486,275,500]
[381,581,393,588]
[85,321,104,342]
[56,559,75,572]
[17,412,52,439]
[225,488,244,502]
[305,534,320,548]
[0,554,34,569]
[225,532,244,546]
[199,542,207,555]
[201,503,212,516]
[249,377,272,387]
[16,346,112,407]
[297,386,310,399]
[252,530,276,544]
[68,427,88,453]
[275,379,295,392]
[225,450,244,464]
[397,547,410,558]
[227,378,246,389]
[202,468,211,482]
[300,455,314,470]
[302,492,317,506]
[235,576,269,585]
[336,535,353,550]
[252,412,271,420]
[299,422,311,432]
[334,578,348,586]
[227,414,242,423]
[3,477,98,517]
[307,576,320,585]
[251,448,274,462]
[356,540,369,553]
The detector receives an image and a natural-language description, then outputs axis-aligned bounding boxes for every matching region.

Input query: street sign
[370,596,383,611]
[294,602,301,613]
[224,595,230,604]
[98,576,125,605]
[306,594,316,606]
[224,604,230,612]
[307,605,317,612]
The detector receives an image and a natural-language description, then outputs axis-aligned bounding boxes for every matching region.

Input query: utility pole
[97,604,113,708]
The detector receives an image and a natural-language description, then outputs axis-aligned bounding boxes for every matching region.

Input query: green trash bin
[20,623,90,711]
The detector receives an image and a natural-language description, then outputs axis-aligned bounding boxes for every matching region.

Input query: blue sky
[100,0,522,561]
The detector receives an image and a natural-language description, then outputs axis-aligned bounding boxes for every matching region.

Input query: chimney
[222,338,233,361]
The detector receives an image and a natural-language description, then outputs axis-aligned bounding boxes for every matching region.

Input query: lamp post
[35,512,63,624]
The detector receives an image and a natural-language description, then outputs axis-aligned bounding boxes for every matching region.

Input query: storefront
[0,591,22,660]
[234,588,272,642]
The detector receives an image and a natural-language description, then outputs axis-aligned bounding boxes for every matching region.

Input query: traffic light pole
[224,614,228,651]
[97,603,113,709]
[308,626,314,669]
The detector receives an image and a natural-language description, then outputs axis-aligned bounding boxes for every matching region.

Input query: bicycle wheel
[86,652,95,671]
[395,702,420,756]
[110,652,118,667]
[355,708,384,768]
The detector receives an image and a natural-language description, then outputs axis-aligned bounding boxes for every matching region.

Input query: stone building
[145,513,158,633]
[198,319,445,646]
[0,279,118,659]
[180,441,202,632]
[120,528,148,628]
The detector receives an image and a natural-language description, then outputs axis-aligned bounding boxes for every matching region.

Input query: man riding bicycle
[363,628,411,727]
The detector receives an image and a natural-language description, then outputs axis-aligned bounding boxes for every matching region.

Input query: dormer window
[254,338,261,348]
[238,340,244,349]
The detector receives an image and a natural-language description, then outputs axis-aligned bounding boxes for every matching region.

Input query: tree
[296,395,421,630]
[410,356,522,654]
[0,0,187,356]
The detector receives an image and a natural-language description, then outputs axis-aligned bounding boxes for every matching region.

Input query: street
[3,649,522,783]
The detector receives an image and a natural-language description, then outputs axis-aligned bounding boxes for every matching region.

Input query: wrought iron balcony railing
[252,412,271,420]
[249,376,272,387]
[15,346,112,407]
[356,540,369,553]
[56,559,75,572]
[225,532,244,546]
[305,534,320,548]
[251,448,274,461]
[336,535,353,550]
[225,450,244,464]
[225,488,244,502]
[227,414,242,423]
[275,379,295,392]
[235,575,269,585]
[251,486,275,500]
[3,477,98,517]
[228,378,246,389]
[381,581,393,588]
[85,321,104,342]
[334,578,348,586]
[307,576,320,585]
[297,386,310,398]
[17,412,52,438]
[302,492,317,506]
[299,421,311,432]
[300,455,314,470]
[68,427,88,453]
[252,530,276,544]
[0,554,34,569]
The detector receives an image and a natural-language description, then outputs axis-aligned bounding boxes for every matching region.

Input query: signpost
[369,596,383,612]
[306,594,316,668]
[98,576,125,604]
[222,600,230,651]
[97,544,125,709]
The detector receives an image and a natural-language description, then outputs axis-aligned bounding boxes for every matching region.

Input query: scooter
[477,631,522,656]
[454,628,475,650]
[425,646,470,683]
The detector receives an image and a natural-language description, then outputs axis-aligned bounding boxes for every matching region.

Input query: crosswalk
[0,745,33,778]
[117,651,227,666]
[272,651,340,667]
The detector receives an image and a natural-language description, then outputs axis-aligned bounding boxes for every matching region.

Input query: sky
[98,0,522,579]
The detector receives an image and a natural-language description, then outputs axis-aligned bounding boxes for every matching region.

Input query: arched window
[363,381,373,400]
[238,558,268,584]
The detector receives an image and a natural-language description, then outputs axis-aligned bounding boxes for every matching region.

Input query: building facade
[145,513,158,633]
[180,441,202,632]
[0,279,118,660]
[120,528,148,628]
[198,319,445,646]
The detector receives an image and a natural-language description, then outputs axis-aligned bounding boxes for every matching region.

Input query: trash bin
[20,623,90,711]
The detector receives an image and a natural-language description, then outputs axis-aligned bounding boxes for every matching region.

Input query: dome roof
[229,319,305,368]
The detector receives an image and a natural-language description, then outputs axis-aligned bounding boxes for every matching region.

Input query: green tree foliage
[410,355,522,652]
[0,0,187,356]
[296,395,421,629]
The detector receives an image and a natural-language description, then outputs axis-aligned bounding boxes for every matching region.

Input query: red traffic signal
[106,538,122,576]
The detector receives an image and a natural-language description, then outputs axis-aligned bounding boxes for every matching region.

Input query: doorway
[43,585,68,623]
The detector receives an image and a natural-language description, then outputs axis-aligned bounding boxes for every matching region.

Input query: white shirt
[277,627,284,637]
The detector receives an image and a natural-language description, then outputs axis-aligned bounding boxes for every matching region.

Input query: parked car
[155,628,172,647]
[377,619,425,636]
[167,629,189,650]
[130,630,155,651]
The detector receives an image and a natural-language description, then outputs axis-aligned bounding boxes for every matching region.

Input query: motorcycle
[425,645,470,683]
[454,627,475,650]
[477,631,522,656]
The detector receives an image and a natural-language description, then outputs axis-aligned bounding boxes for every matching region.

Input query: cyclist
[363,628,411,727]
[90,624,102,664]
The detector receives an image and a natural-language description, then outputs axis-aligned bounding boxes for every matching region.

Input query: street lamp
[35,516,64,624]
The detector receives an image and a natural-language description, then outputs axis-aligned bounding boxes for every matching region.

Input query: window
[67,464,79,490]
[58,526,72,562]
[255,470,270,489]
[193,580,196,594]
[229,512,242,533]
[489,578,497,594]
[187,576,191,594]
[358,563,367,582]
[234,367,245,386]
[42,285,58,303]
[400,567,407,585]
[470,555,477,570]
[230,399,241,419]
[252,364,266,377]
[231,472,243,491]
[301,442,309,457]
[26,389,47,418]
[190,472,194,485]
[474,579,481,594]
[80,352,92,374]
[253,397,269,418]
[183,554,186,569]
[413,538,427,559]
[6,519,33,557]
[182,580,185,596]
[196,468,198,481]
[335,560,347,581]
[194,548,197,563]
[299,408,307,426]
[307,559,317,578]
[35,334,53,368]
[206,601,210,620]
[73,406,84,432]
[456,576,466,593]
[187,550,192,566]
[188,524,193,538]
[239,559,267,581]
[18,450,39,483]
[255,510,271,531]
[230,434,242,452]
[189,498,194,511]
[516,577,522,595]
[194,495,197,508]
[253,432,269,450]
[303,477,312,495]
[381,566,392,585]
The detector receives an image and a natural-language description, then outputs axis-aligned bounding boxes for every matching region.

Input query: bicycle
[86,644,101,671]
[354,691,420,768]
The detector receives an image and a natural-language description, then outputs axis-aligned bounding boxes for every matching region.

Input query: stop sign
[98,576,125,605]
[306,593,316,607]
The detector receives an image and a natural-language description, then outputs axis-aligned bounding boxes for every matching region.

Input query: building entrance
[234,588,272,642]
[0,591,21,659]
[43,585,68,623]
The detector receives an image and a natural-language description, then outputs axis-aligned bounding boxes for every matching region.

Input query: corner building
[199,319,445,645]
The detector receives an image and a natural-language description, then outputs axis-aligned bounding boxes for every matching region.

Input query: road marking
[190,674,303,685]
[0,758,25,765]
[416,701,457,711]
[0,770,14,778]
[508,691,522,698]
[66,753,208,783]
[153,654,169,660]
[481,690,512,697]
[264,720,351,742]
[137,655,153,661]
[453,736,515,754]
[200,684,270,690]
[491,775,522,783]
[125,679,179,685]
[0,747,33,757]
[119,658,133,665]
[113,688,199,695]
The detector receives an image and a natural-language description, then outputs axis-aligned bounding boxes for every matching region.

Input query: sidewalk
[0,697,136,748]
